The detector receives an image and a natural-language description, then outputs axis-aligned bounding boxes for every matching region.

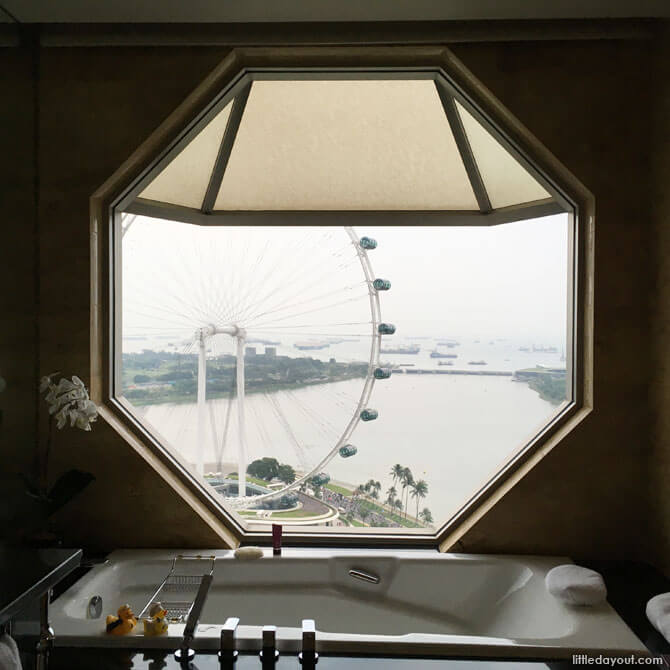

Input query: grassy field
[325,483,354,497]
[358,499,422,528]
[239,508,319,519]
[215,475,423,528]
[121,350,367,406]
[266,509,317,519]
[526,375,566,405]
[222,473,274,488]
[325,482,423,528]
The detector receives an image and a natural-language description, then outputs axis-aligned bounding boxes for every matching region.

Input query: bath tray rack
[139,554,215,624]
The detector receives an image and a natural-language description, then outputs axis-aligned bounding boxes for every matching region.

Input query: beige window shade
[139,101,233,209]
[455,100,550,209]
[136,80,554,214]
[214,80,479,211]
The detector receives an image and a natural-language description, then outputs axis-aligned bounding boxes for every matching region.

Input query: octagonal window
[105,61,583,541]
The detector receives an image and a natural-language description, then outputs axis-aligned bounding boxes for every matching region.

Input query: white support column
[236,334,247,497]
[196,330,207,476]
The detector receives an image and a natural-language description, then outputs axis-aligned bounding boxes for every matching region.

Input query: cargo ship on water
[430,351,458,359]
[380,344,420,355]
[532,345,558,353]
[294,341,330,351]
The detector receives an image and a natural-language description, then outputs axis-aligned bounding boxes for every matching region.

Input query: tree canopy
[277,463,296,484]
[247,457,280,481]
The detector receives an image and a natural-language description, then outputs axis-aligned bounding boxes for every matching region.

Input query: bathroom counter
[0,545,82,625]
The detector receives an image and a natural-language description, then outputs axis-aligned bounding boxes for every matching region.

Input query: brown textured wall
[41,47,240,548]
[452,40,654,563]
[0,44,38,525]
[0,36,658,559]
[2,46,233,548]
[650,26,670,575]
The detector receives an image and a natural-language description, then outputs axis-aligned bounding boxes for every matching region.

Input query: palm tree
[386,486,397,506]
[410,479,428,521]
[401,467,414,518]
[390,464,404,488]
[394,499,403,514]
[419,508,433,525]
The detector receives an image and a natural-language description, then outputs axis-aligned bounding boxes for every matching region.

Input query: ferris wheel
[121,220,395,509]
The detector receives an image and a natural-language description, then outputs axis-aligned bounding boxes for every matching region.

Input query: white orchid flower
[39,375,54,393]
[55,407,69,430]
[74,414,93,431]
[40,373,98,431]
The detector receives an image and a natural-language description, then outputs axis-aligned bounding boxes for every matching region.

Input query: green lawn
[223,473,275,488]
[268,509,317,519]
[325,483,353,497]
[326,486,424,528]
[239,508,318,520]
[222,477,422,528]
[359,499,422,528]
[349,518,366,527]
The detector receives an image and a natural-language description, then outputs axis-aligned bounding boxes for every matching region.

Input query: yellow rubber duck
[106,604,138,635]
[143,602,169,637]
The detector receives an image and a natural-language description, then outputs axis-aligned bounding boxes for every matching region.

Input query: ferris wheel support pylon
[235,331,247,497]
[196,329,208,476]
[195,323,247,496]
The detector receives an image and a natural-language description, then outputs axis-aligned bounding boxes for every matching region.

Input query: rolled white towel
[545,564,607,606]
[234,546,263,560]
[646,593,670,642]
[0,633,22,670]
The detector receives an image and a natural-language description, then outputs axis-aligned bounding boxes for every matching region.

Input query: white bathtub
[50,548,647,659]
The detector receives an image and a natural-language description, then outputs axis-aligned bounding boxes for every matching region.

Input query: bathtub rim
[48,548,648,660]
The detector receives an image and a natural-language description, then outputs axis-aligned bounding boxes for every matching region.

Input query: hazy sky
[371,216,568,341]
[122,214,568,347]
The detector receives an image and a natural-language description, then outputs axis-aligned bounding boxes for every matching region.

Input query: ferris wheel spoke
[235,238,354,322]
[240,273,362,329]
[217,395,233,470]
[249,295,371,330]
[262,392,310,471]
[251,321,371,330]
[122,220,385,509]
[248,281,367,322]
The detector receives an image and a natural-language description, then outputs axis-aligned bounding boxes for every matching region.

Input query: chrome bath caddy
[139,554,215,624]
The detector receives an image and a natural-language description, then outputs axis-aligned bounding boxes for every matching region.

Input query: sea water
[136,339,561,522]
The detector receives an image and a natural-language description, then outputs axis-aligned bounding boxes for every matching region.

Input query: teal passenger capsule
[374,367,392,380]
[360,408,378,421]
[373,278,391,291]
[311,472,330,486]
[339,444,358,458]
[378,323,396,335]
[359,237,377,250]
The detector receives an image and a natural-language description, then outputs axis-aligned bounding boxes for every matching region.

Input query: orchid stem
[41,415,53,497]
